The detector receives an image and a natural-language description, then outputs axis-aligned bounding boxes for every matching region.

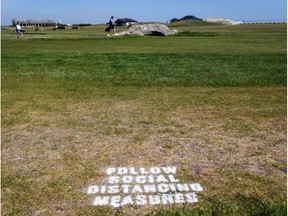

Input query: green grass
[2,52,286,87]
[1,23,287,215]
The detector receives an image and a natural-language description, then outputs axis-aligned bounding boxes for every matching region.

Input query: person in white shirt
[16,22,24,39]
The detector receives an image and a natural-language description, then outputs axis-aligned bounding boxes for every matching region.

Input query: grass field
[1,22,287,215]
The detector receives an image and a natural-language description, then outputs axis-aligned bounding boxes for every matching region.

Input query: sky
[1,0,287,26]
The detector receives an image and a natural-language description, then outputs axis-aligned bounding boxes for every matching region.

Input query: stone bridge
[116,24,178,36]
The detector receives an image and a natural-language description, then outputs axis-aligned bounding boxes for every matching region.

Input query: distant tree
[79,23,92,27]
[57,25,66,29]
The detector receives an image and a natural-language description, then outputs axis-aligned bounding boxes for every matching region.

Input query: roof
[16,19,56,24]
[116,18,138,23]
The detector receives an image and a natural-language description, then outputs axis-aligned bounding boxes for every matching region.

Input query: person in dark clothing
[106,16,116,36]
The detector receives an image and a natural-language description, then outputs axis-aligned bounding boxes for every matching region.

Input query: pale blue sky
[1,0,287,26]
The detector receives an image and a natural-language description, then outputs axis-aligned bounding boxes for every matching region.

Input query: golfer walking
[16,22,24,39]
[107,16,116,36]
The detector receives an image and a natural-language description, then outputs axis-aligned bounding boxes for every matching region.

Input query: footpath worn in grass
[1,23,287,215]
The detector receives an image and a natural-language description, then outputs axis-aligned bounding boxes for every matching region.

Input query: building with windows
[12,18,57,27]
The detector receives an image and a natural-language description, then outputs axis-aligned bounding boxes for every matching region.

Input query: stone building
[12,18,57,27]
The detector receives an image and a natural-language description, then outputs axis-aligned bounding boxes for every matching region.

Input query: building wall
[13,19,56,27]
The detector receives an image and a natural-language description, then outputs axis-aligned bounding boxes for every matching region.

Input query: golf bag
[105,26,111,32]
